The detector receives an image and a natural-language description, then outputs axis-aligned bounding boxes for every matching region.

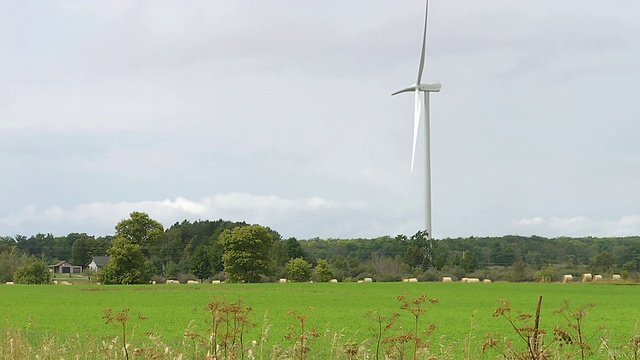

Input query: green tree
[92,236,112,256]
[286,257,312,282]
[156,227,183,275]
[115,212,164,257]
[534,263,554,282]
[99,237,149,284]
[16,233,53,258]
[395,230,432,270]
[13,260,51,284]
[508,260,529,282]
[0,248,29,283]
[270,240,289,269]
[460,249,480,273]
[433,253,446,271]
[285,237,308,260]
[189,246,213,281]
[314,259,334,282]
[51,235,73,262]
[590,251,614,273]
[219,225,274,283]
[71,234,94,266]
[330,254,362,280]
[0,236,15,253]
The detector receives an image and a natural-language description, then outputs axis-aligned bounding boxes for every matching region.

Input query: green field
[2,282,640,358]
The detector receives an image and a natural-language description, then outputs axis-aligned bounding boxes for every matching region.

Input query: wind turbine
[392,0,441,239]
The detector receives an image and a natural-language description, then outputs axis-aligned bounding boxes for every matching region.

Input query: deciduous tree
[219,225,274,283]
[71,234,94,266]
[115,212,164,257]
[395,230,432,270]
[0,248,28,283]
[590,251,614,273]
[314,259,334,282]
[286,257,312,282]
[99,237,150,284]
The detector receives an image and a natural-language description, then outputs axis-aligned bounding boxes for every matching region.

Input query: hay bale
[467,278,480,283]
[279,278,287,283]
[5,282,14,285]
[581,273,592,282]
[461,277,469,283]
[329,279,338,283]
[363,277,373,283]
[401,278,409,282]
[612,274,622,281]
[562,275,573,283]
[166,279,180,284]
[408,278,418,282]
[593,275,603,282]
[211,280,221,284]
[441,276,453,283]
[187,280,199,284]
[482,279,492,283]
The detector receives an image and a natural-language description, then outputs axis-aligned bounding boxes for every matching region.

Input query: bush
[150,274,165,284]
[286,258,312,282]
[13,260,51,284]
[178,273,197,284]
[314,259,334,282]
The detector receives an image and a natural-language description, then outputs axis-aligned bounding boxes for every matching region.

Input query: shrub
[314,259,334,282]
[13,260,51,284]
[286,258,313,282]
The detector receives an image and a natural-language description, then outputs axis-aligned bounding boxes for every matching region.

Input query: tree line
[2,211,640,284]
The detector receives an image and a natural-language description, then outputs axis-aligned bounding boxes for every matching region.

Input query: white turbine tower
[392,0,441,239]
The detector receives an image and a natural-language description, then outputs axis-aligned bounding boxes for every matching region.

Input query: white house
[87,256,110,272]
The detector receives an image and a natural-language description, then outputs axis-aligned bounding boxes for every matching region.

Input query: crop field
[2,281,640,358]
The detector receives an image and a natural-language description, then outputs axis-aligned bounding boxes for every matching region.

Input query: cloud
[2,1,639,241]
[0,193,367,238]
[514,215,640,237]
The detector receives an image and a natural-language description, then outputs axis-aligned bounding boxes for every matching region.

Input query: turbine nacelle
[391,83,442,96]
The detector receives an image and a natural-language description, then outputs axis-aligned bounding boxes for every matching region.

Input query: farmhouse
[48,261,82,274]
[87,256,110,272]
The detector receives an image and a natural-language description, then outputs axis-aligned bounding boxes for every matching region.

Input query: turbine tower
[392,0,441,239]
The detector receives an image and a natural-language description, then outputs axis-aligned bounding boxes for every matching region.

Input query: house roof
[49,261,76,267]
[91,256,110,266]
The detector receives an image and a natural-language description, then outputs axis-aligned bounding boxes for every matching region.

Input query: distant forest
[2,216,639,283]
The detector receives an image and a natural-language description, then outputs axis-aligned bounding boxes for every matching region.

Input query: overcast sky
[2,1,639,240]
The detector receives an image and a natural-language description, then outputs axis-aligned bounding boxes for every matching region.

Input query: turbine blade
[411,89,422,172]
[391,85,417,96]
[416,0,429,85]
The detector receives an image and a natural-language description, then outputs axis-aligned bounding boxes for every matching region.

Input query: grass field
[2,281,640,358]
